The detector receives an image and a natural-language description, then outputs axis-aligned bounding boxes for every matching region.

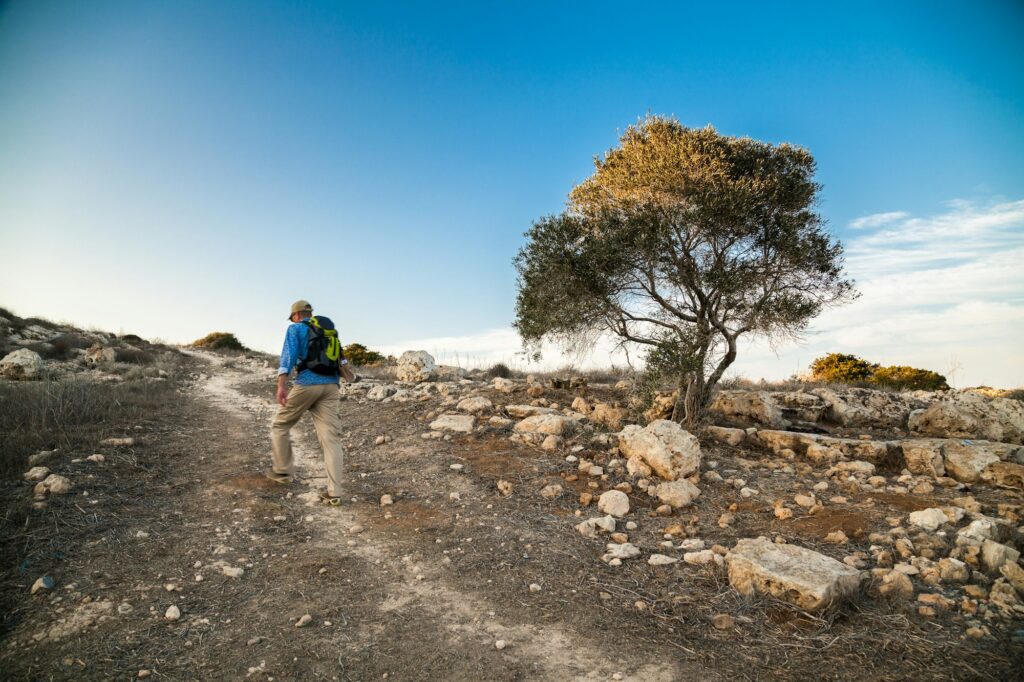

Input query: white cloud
[849,211,908,229]
[381,198,1024,387]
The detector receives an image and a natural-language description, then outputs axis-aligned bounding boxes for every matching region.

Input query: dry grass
[0,376,180,480]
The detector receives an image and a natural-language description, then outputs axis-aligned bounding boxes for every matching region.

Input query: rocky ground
[1,339,1023,680]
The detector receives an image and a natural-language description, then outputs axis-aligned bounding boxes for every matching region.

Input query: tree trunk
[681,374,705,431]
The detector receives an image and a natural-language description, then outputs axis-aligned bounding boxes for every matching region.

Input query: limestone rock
[591,403,627,431]
[981,539,1020,573]
[23,466,50,482]
[726,537,861,611]
[711,391,786,428]
[597,490,630,518]
[456,396,492,414]
[492,377,516,393]
[539,484,563,499]
[395,351,436,383]
[505,404,557,418]
[430,414,475,434]
[908,508,950,532]
[811,387,922,429]
[654,480,701,508]
[367,384,397,401]
[704,425,745,446]
[0,348,43,380]
[617,420,701,481]
[514,414,572,437]
[602,542,640,562]
[943,441,1001,483]
[900,439,946,478]
[980,461,1024,489]
[39,474,72,495]
[909,390,1024,444]
[575,515,616,539]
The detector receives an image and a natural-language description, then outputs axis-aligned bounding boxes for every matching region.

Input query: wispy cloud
[849,210,908,229]
[381,198,1024,387]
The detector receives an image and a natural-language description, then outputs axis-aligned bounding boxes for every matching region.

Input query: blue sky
[1,1,1022,386]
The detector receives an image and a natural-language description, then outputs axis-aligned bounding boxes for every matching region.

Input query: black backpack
[298,316,344,376]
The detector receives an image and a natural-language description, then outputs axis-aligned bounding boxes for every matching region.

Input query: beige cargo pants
[270,383,346,497]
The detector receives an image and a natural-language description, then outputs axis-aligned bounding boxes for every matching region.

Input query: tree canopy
[514,116,856,426]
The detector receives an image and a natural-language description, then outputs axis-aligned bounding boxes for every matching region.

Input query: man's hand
[276,375,290,406]
[340,362,357,383]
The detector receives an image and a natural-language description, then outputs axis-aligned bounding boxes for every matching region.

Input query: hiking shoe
[319,491,344,506]
[265,471,293,485]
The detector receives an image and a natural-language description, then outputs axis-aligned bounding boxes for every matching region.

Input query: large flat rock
[726,537,861,611]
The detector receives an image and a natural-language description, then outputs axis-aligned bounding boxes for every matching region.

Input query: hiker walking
[269,299,355,505]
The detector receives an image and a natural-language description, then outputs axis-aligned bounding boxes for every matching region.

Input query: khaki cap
[288,299,313,319]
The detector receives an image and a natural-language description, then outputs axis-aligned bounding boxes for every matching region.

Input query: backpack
[298,316,344,376]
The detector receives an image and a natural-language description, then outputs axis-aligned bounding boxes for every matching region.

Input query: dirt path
[197,353,695,681]
[1,353,703,680]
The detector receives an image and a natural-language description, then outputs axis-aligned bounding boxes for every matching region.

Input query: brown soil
[1,354,1021,681]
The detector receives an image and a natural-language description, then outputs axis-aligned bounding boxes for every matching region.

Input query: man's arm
[276,325,300,405]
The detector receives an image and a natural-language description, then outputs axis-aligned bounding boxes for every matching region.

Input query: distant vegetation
[810,352,949,391]
[192,332,249,352]
[486,362,512,379]
[342,343,386,367]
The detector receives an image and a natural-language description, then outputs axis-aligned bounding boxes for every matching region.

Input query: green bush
[342,343,385,367]
[809,353,877,383]
[871,366,949,391]
[191,332,248,352]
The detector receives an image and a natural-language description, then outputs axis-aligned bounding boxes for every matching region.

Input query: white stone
[165,605,181,621]
[429,414,475,434]
[981,539,1020,573]
[684,550,723,566]
[505,404,557,418]
[575,515,616,539]
[0,348,43,380]
[654,479,701,508]
[492,377,516,393]
[23,466,50,482]
[41,474,72,495]
[539,484,563,499]
[597,490,630,518]
[908,508,949,532]
[456,396,492,414]
[602,542,641,562]
[704,425,746,446]
[222,566,244,578]
[617,420,701,481]
[367,384,398,401]
[648,554,678,566]
[395,351,436,383]
[514,414,572,437]
[726,537,861,611]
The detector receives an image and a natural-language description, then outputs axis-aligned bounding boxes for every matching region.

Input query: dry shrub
[486,363,512,379]
[191,331,249,352]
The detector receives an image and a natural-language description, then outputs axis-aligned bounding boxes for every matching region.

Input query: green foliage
[191,332,248,352]
[342,343,385,367]
[871,365,949,391]
[486,362,512,379]
[514,116,855,426]
[809,353,949,390]
[809,353,877,383]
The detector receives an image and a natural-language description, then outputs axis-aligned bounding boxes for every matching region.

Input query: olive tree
[514,117,856,427]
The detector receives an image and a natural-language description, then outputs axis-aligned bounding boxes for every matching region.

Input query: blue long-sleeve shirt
[278,322,340,386]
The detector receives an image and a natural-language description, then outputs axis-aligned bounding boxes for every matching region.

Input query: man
[269,299,355,505]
